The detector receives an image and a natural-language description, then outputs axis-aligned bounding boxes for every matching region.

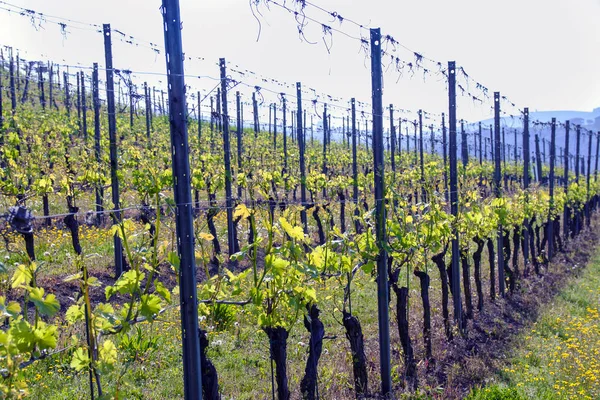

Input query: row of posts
[3,11,599,397]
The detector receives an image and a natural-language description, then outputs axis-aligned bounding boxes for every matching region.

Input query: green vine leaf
[70,347,91,372]
[29,287,60,317]
[140,294,161,320]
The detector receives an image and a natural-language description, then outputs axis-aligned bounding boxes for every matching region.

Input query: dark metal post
[430,125,434,155]
[387,128,391,152]
[473,124,477,160]
[370,28,391,396]
[478,122,482,164]
[283,96,288,179]
[390,105,395,171]
[291,110,296,144]
[117,81,123,109]
[297,83,307,232]
[494,92,505,296]
[154,87,158,116]
[322,104,328,198]
[9,51,16,116]
[484,138,489,161]
[252,92,259,138]
[156,88,161,115]
[210,96,214,136]
[14,53,19,93]
[342,114,346,148]
[328,114,332,146]
[563,121,570,241]
[241,102,244,133]
[103,24,124,277]
[502,127,507,167]
[502,127,508,187]
[216,88,221,132]
[39,63,46,110]
[342,117,350,149]
[64,72,71,117]
[160,2,203,398]
[0,55,3,146]
[576,125,581,183]
[586,130,593,226]
[197,91,202,142]
[219,59,236,256]
[273,103,277,151]
[595,132,600,182]
[513,128,518,169]
[461,119,468,166]
[548,118,556,259]
[49,63,55,110]
[559,147,563,168]
[413,119,418,165]
[442,113,448,201]
[148,84,153,129]
[448,62,463,329]
[523,108,531,270]
[81,71,87,141]
[398,118,402,157]
[76,71,81,132]
[535,135,543,183]
[311,115,314,145]
[490,125,494,161]
[352,98,359,233]
[268,103,272,138]
[419,109,425,201]
[92,64,104,227]
[236,92,243,199]
[129,77,134,132]
[145,82,151,141]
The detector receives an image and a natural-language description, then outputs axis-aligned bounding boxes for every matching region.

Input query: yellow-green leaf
[70,347,91,371]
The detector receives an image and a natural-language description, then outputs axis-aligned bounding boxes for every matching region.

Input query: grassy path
[468,249,600,400]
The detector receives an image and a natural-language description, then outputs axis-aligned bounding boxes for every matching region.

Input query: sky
[0,0,599,126]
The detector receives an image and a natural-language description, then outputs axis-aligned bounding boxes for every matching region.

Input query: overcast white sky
[1,0,599,125]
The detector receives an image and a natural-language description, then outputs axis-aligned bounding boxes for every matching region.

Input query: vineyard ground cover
[467,220,600,400]
[2,52,599,400]
[10,213,600,399]
[0,222,254,313]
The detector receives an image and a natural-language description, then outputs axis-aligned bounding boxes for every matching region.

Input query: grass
[5,213,599,399]
[19,272,384,399]
[467,249,600,400]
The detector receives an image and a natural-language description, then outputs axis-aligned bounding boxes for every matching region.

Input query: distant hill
[475,108,600,164]
[314,107,598,168]
[479,107,600,131]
